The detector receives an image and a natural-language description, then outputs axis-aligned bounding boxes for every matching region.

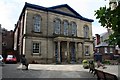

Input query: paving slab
[17,64,119,78]
[17,64,96,78]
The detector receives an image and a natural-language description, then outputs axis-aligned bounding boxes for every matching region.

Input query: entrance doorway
[70,42,76,62]
[60,42,67,63]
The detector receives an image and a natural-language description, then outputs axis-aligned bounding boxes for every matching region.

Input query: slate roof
[100,32,107,37]
[95,42,108,48]
[19,2,94,22]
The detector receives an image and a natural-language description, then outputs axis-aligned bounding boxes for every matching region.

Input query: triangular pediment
[48,4,81,16]
[54,7,76,16]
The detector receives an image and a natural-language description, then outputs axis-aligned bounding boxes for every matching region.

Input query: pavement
[17,64,97,78]
[96,65,119,77]
[17,64,119,78]
[18,64,90,72]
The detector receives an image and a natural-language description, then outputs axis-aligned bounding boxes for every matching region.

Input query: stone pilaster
[75,42,78,62]
[67,41,70,63]
[58,41,61,63]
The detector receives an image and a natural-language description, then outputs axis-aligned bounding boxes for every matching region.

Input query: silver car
[0,55,4,66]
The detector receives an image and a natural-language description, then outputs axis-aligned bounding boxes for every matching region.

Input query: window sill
[53,33,77,37]
[31,53,41,56]
[32,31,42,34]
[84,38,90,39]
[85,54,90,56]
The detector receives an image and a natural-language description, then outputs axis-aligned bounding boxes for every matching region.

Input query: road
[1,64,97,80]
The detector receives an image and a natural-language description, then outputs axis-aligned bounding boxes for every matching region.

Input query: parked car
[0,55,4,66]
[6,55,17,63]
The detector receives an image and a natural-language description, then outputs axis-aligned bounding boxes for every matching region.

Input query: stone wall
[21,7,93,63]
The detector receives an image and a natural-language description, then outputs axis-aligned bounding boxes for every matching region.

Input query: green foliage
[82,59,88,63]
[103,60,111,64]
[95,5,120,47]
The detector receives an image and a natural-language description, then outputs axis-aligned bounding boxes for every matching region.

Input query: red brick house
[94,30,119,60]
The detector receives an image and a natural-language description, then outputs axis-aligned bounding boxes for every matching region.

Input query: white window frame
[97,48,99,53]
[104,47,108,53]
[110,48,113,53]
[84,46,90,56]
[34,15,41,32]
[32,42,41,54]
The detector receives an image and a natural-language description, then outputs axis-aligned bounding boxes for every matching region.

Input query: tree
[95,2,120,47]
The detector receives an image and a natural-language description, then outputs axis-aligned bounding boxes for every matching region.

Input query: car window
[0,55,3,60]
[7,55,13,58]
[7,55,16,58]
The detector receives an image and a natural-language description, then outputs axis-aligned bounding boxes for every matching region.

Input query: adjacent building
[2,29,14,51]
[1,28,15,60]
[94,0,120,61]
[14,2,94,63]
[94,28,119,60]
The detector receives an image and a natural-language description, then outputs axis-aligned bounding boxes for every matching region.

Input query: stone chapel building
[14,2,94,63]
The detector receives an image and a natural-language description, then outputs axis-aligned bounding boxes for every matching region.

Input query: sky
[0,0,109,36]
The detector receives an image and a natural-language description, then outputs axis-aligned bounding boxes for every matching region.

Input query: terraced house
[14,2,94,63]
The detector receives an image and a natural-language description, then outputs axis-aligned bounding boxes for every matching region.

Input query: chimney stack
[95,34,100,45]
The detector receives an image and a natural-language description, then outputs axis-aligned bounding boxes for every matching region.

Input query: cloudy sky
[0,0,109,36]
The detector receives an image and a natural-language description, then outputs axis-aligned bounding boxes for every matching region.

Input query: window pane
[110,48,113,53]
[71,22,77,36]
[54,19,60,34]
[64,21,68,35]
[84,26,89,38]
[34,15,41,32]
[33,43,40,53]
[97,48,99,53]
[104,47,108,53]
[85,46,90,56]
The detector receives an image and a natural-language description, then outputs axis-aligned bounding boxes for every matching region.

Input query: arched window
[33,15,41,32]
[54,18,61,34]
[71,22,77,36]
[84,25,89,38]
[63,20,69,36]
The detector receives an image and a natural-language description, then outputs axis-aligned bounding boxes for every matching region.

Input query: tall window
[63,20,69,36]
[110,48,113,53]
[32,43,40,54]
[97,48,99,53]
[71,22,77,36]
[34,15,41,32]
[84,46,90,56]
[84,25,89,38]
[104,47,108,53]
[54,19,61,34]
